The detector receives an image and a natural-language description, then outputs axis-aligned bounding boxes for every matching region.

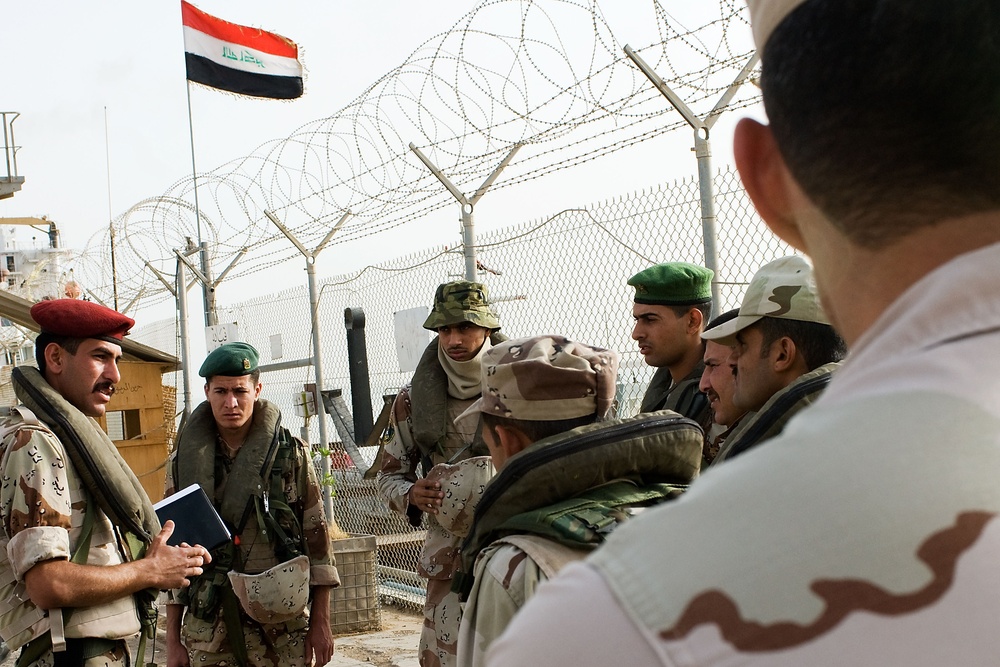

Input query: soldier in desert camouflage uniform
[453,335,702,667]
[164,342,339,667]
[0,300,209,667]
[376,281,502,667]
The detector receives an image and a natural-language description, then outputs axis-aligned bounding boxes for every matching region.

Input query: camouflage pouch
[227,555,310,625]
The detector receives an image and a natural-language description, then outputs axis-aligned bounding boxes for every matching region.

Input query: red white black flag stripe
[181,1,303,100]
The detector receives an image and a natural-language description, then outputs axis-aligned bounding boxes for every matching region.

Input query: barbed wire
[75,0,759,310]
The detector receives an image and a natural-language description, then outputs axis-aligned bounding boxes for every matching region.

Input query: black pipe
[344,307,374,445]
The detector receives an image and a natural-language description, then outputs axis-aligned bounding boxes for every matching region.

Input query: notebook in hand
[153,483,232,551]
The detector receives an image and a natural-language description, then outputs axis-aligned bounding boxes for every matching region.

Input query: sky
[1,1,763,324]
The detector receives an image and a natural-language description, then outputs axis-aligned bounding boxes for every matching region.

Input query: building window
[106,409,142,441]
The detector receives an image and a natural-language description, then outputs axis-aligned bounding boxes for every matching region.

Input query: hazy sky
[2,1,762,321]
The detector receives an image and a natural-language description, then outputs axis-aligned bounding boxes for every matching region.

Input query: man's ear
[734,118,807,251]
[770,336,798,373]
[687,307,704,335]
[494,424,534,460]
[43,343,65,375]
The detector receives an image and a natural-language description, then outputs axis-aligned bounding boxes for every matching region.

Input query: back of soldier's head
[759,0,1000,248]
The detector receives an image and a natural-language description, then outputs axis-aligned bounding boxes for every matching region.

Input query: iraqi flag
[181,1,303,100]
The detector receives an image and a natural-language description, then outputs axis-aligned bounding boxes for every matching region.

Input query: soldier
[164,342,340,667]
[629,262,713,431]
[702,256,846,464]
[698,308,745,465]
[454,335,702,667]
[0,299,209,667]
[376,280,503,667]
[488,0,1000,664]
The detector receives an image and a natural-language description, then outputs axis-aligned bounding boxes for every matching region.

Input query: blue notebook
[153,483,232,551]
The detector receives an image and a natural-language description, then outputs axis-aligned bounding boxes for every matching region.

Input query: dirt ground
[1,604,424,667]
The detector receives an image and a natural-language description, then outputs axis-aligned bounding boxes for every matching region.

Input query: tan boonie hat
[227,555,310,625]
[456,335,620,427]
[422,280,501,331]
[747,0,809,50]
[702,255,828,345]
[424,456,495,538]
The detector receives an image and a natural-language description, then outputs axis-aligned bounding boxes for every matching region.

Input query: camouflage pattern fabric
[376,384,484,667]
[456,541,559,667]
[457,335,619,424]
[422,281,500,331]
[425,457,494,540]
[0,409,141,655]
[185,613,311,667]
[163,417,338,663]
[22,640,129,667]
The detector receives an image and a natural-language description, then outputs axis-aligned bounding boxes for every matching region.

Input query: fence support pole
[264,209,351,523]
[624,45,759,316]
[409,143,521,281]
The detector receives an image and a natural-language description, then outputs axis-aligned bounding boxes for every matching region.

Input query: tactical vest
[173,401,307,623]
[454,410,704,599]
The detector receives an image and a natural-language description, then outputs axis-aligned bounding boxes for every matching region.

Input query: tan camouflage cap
[457,335,620,426]
[747,0,808,50]
[424,456,495,538]
[703,255,829,345]
[422,280,501,331]
[227,555,310,625]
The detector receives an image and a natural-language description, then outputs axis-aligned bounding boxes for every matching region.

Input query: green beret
[199,342,260,378]
[628,262,714,306]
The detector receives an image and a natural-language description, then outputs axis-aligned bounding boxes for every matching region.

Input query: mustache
[93,381,116,395]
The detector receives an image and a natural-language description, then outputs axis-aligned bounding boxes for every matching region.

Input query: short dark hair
[481,412,598,446]
[666,302,712,328]
[754,317,846,372]
[762,0,1000,248]
[205,369,261,386]
[34,333,85,374]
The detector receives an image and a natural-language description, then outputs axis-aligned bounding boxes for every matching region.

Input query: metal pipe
[306,259,334,523]
[176,258,193,419]
[461,204,476,281]
[695,130,722,315]
[344,307,374,444]
[200,241,217,327]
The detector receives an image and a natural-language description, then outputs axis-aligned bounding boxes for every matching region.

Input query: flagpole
[184,80,204,248]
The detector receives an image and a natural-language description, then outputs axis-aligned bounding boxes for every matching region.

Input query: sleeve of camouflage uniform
[375,386,421,514]
[293,437,340,587]
[0,425,74,581]
[457,543,548,667]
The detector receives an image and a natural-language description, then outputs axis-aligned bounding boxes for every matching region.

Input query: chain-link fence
[136,164,794,611]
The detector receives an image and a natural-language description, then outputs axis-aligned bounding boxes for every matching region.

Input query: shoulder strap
[492,535,585,579]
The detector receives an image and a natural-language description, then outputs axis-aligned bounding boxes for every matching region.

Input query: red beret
[30,299,134,342]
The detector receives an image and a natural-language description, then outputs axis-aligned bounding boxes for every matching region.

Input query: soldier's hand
[408,478,444,514]
[144,521,213,589]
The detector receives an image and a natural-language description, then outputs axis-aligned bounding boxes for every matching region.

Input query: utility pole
[409,143,521,280]
[624,45,759,315]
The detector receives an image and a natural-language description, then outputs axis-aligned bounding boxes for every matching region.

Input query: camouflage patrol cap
[199,342,259,378]
[424,456,495,538]
[227,555,310,625]
[628,262,713,306]
[456,335,620,426]
[702,255,829,345]
[422,280,501,331]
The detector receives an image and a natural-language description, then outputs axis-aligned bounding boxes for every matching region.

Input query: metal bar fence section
[138,166,794,610]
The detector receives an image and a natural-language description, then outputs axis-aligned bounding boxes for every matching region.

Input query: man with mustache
[698,309,745,465]
[0,300,210,667]
[488,0,1000,663]
[629,262,713,434]
[377,280,503,667]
